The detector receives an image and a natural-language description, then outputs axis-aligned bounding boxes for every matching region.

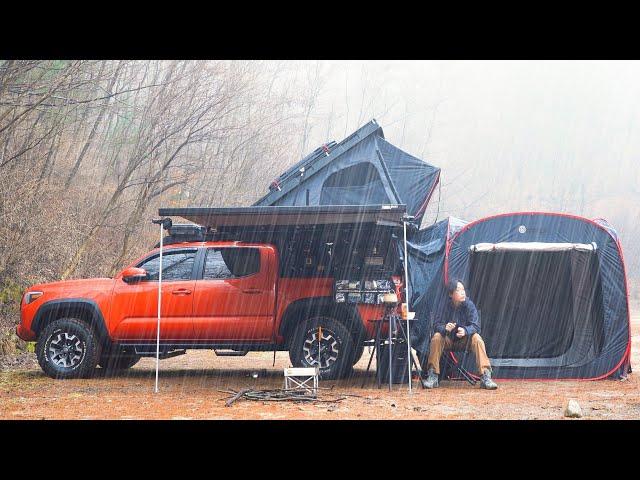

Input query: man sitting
[422,279,498,390]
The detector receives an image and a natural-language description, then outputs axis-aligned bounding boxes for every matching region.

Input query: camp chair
[426,310,482,386]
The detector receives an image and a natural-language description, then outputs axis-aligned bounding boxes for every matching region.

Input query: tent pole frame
[154,222,163,393]
[151,217,171,393]
[403,219,412,393]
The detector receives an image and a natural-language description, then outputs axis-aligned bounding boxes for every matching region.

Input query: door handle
[242,288,262,294]
[171,288,192,295]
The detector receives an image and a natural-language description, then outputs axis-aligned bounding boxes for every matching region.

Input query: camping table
[362,317,423,390]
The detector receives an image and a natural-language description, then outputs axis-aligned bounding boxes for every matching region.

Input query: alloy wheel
[302,327,340,369]
[48,332,85,368]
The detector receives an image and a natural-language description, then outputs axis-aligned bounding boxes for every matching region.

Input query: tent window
[320,162,390,205]
[323,162,381,187]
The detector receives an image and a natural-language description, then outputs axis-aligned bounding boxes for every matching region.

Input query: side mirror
[121,267,147,283]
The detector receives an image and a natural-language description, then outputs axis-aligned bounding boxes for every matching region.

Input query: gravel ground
[1,312,637,420]
[0,352,38,372]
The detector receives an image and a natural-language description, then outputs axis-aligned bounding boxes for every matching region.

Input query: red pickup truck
[18,240,403,380]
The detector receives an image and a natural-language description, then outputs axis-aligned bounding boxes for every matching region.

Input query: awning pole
[403,220,412,393]
[154,222,164,394]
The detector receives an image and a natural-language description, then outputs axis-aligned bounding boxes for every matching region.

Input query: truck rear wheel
[288,316,355,380]
[36,318,100,379]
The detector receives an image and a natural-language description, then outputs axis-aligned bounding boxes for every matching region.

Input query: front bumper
[16,324,36,341]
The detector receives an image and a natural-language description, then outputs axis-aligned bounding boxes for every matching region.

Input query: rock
[564,399,583,418]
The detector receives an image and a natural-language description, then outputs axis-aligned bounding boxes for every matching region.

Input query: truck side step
[134,348,187,359]
[214,349,249,357]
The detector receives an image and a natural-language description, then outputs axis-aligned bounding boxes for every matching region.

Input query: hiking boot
[421,367,439,389]
[480,370,498,390]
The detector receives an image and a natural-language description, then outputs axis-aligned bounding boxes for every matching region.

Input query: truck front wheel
[36,318,100,379]
[288,316,355,380]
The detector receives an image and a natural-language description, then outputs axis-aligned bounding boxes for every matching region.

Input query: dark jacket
[433,298,480,338]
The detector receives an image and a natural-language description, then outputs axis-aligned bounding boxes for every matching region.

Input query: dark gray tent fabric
[254,120,440,224]
[376,136,440,220]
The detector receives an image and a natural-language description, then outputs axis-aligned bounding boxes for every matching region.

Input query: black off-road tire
[98,348,141,374]
[288,316,356,380]
[36,318,100,379]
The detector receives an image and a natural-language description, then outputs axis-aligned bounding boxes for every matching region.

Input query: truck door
[192,246,276,341]
[110,248,197,341]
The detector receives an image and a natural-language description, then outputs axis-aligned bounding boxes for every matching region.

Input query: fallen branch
[221,388,347,406]
[225,388,252,407]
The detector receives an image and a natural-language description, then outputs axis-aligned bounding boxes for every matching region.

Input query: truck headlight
[24,291,43,304]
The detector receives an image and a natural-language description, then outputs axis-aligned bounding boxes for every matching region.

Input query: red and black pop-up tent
[407,213,631,380]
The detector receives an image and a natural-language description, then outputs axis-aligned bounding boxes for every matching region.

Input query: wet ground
[1,313,638,420]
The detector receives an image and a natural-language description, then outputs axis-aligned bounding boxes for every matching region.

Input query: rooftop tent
[443,212,631,380]
[253,119,441,225]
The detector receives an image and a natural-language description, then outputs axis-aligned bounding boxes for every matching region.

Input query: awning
[158,204,407,229]
[469,242,598,253]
